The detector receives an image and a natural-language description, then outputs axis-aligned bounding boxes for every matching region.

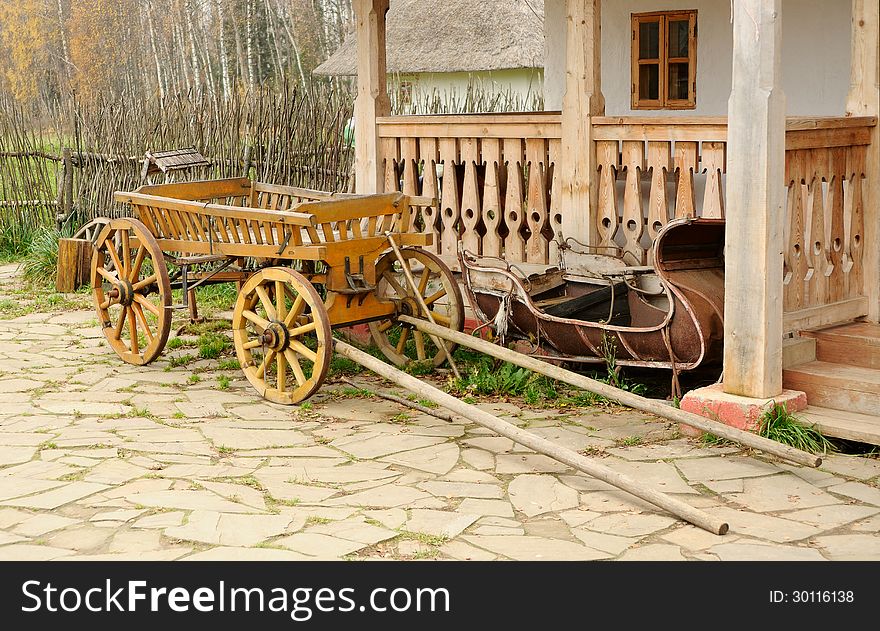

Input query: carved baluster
[382,137,400,193]
[783,151,806,312]
[503,138,526,263]
[525,138,550,264]
[548,138,562,264]
[646,141,671,248]
[845,146,867,299]
[827,147,847,303]
[621,140,645,265]
[418,137,441,254]
[673,141,698,218]
[459,137,483,256]
[481,138,503,258]
[399,137,420,231]
[805,150,832,307]
[439,138,461,259]
[596,140,619,252]
[701,141,726,218]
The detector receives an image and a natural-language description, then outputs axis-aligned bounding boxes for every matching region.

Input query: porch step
[800,322,880,370]
[782,336,816,369]
[798,405,880,446]
[783,361,880,416]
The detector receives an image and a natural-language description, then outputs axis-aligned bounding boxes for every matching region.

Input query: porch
[351,1,880,443]
[376,113,876,337]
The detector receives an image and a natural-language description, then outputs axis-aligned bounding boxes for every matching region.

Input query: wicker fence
[0,84,355,234]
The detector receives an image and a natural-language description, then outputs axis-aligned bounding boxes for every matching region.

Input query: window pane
[668,20,689,58]
[668,62,689,100]
[639,21,660,59]
[639,64,660,100]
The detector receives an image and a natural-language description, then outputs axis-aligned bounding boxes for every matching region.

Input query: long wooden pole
[399,315,822,468]
[334,340,729,535]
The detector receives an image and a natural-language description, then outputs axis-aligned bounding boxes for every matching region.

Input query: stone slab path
[0,264,878,561]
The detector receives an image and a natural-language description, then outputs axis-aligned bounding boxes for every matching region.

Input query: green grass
[450,359,560,402]
[217,375,230,390]
[169,354,197,368]
[758,403,833,454]
[218,358,240,370]
[167,337,185,350]
[21,226,63,285]
[198,332,230,359]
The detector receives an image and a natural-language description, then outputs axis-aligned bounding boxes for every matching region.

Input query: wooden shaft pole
[399,315,822,468]
[340,377,454,422]
[334,339,729,535]
[385,233,461,379]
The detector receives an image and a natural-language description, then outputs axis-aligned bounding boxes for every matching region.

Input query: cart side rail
[135,178,253,204]
[114,189,428,259]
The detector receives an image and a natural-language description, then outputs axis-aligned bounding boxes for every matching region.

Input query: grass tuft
[758,403,833,454]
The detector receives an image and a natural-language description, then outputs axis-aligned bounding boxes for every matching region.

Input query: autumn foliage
[0,0,352,107]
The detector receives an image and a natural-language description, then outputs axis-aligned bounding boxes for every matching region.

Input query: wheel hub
[261,320,290,352]
[115,280,135,307]
[399,297,421,319]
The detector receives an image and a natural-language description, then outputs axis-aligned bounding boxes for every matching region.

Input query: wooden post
[56,238,92,293]
[723,0,786,399]
[400,316,821,468]
[543,0,567,111]
[558,0,604,246]
[57,147,73,229]
[335,339,730,535]
[353,0,390,195]
[847,0,880,321]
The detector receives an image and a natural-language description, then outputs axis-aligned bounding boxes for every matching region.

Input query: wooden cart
[90,177,464,404]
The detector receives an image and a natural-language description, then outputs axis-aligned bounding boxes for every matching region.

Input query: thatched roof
[314,0,544,76]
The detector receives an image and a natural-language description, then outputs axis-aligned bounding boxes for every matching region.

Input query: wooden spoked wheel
[91,218,172,365]
[232,267,332,405]
[369,248,464,367]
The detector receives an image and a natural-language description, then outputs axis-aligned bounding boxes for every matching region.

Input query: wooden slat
[481,138,503,258]
[460,137,482,256]
[439,137,460,258]
[525,138,549,264]
[645,141,671,246]
[503,138,526,262]
[596,140,619,251]
[418,137,441,254]
[701,141,726,218]
[673,141,698,218]
[621,140,645,264]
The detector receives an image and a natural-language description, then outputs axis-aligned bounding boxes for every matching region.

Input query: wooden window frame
[631,10,697,110]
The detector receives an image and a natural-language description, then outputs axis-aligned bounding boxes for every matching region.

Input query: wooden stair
[783,322,880,445]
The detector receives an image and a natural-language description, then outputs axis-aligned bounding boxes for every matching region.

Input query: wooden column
[543,0,567,111]
[558,0,604,245]
[847,0,880,321]
[353,0,390,194]
[723,0,786,399]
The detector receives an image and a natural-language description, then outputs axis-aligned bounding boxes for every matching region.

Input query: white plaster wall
[596,0,851,116]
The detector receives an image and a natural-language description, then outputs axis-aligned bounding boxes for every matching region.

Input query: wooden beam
[544,0,567,110]
[558,0,604,246]
[723,0,786,399]
[353,0,390,194]
[846,0,880,322]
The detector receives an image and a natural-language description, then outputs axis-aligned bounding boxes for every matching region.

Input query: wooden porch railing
[377,113,877,330]
[377,113,562,266]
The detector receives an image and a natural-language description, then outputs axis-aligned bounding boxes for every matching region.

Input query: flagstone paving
[0,262,878,561]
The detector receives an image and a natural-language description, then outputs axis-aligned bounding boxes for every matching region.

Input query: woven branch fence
[0,83,355,233]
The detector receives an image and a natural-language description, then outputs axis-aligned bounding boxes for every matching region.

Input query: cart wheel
[232,267,331,405]
[91,218,172,365]
[74,218,112,246]
[369,248,464,368]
